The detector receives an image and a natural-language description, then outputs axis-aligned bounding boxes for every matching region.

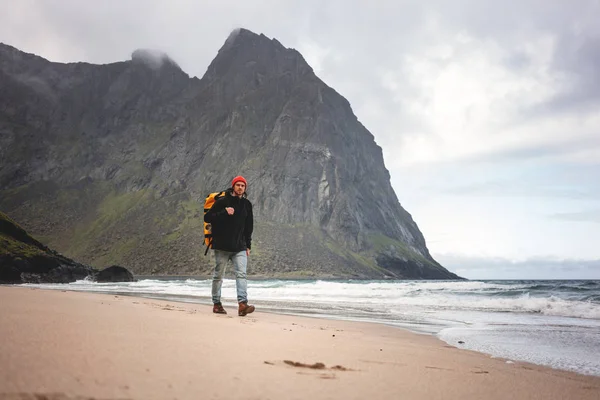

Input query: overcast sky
[2,0,599,279]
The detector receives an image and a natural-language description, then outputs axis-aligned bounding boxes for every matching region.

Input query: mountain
[0,28,460,279]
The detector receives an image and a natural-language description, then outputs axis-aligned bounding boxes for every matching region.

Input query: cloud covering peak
[131,48,180,70]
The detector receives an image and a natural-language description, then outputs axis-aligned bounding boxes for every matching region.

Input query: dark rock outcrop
[0,211,97,283]
[0,265,21,283]
[94,265,136,283]
[0,30,461,279]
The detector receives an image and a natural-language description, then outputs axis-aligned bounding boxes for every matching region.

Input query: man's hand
[225,207,234,215]
[246,249,250,256]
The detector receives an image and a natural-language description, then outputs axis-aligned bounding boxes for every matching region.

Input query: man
[204,175,255,316]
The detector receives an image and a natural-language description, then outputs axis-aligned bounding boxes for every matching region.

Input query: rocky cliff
[0,29,460,279]
[0,211,135,283]
[0,210,93,283]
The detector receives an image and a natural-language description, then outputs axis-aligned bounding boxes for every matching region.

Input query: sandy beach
[0,286,598,400]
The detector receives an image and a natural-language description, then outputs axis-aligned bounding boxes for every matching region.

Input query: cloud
[385,33,600,166]
[441,179,596,200]
[543,27,600,114]
[403,159,600,201]
[278,1,600,168]
[437,254,600,279]
[550,209,600,224]
[131,49,180,70]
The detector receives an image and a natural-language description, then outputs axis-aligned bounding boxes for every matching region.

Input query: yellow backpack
[203,190,226,255]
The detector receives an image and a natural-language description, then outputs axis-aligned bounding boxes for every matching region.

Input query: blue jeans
[212,250,248,304]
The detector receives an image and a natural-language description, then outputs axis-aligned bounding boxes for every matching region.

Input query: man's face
[233,182,246,196]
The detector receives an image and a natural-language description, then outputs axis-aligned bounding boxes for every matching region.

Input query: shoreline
[13,280,600,377]
[1,285,599,400]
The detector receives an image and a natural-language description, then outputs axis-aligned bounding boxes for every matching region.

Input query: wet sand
[0,286,598,400]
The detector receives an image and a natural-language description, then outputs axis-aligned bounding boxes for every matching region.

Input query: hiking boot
[238,301,255,316]
[213,303,227,314]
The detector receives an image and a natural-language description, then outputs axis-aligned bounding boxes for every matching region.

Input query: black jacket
[204,189,253,252]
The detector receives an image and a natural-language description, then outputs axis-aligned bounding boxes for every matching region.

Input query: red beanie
[231,175,247,188]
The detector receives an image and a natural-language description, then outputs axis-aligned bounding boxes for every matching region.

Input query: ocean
[24,278,600,376]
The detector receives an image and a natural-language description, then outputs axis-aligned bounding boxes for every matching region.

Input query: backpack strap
[204,237,212,256]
